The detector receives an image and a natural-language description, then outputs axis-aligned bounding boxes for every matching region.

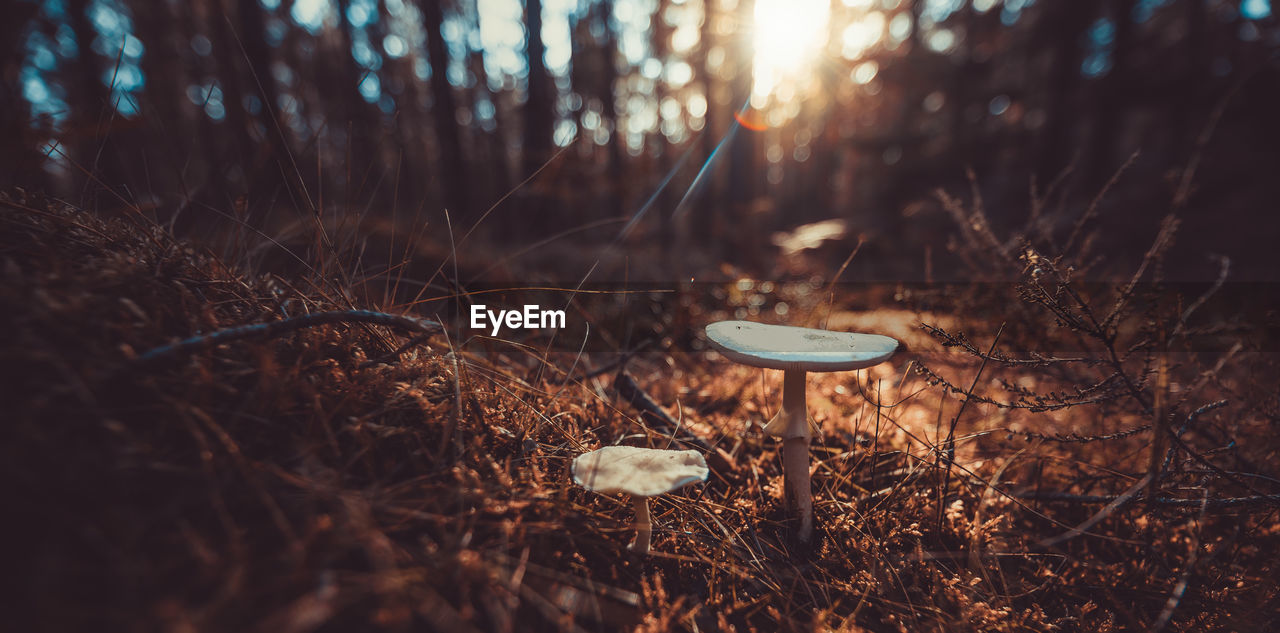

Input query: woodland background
[4,1,1280,632]
[3,0,1279,284]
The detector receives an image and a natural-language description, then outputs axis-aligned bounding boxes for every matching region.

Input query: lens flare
[733,109,769,132]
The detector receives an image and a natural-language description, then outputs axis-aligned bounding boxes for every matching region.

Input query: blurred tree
[2,0,1278,279]
[465,3,512,202]
[131,0,188,167]
[599,0,624,211]
[236,0,294,203]
[518,0,554,235]
[1086,0,1134,186]
[209,0,258,192]
[522,0,553,177]
[651,0,674,246]
[66,0,129,202]
[1172,0,1208,161]
[1034,0,1099,184]
[421,0,471,217]
[1,1,43,190]
[725,0,755,240]
[690,0,718,243]
[334,0,380,184]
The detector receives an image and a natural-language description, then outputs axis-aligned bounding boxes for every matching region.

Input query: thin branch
[1019,490,1275,509]
[133,310,442,368]
[1009,424,1152,444]
[938,324,1004,530]
[1031,474,1151,551]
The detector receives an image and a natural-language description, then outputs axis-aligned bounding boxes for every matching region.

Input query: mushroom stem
[628,495,652,555]
[779,370,814,544]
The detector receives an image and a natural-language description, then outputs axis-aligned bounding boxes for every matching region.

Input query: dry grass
[2,189,1278,632]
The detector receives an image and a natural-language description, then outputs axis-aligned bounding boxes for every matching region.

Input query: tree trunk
[520,0,554,234]
[209,0,261,195]
[67,0,129,202]
[599,0,624,214]
[650,0,673,248]
[725,0,756,257]
[1035,0,1098,184]
[523,0,553,175]
[466,2,511,205]
[0,1,44,190]
[1087,0,1135,186]
[237,0,294,203]
[420,0,471,218]
[334,0,378,194]
[688,0,717,251]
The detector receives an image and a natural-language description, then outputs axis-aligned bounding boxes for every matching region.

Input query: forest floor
[3,189,1279,632]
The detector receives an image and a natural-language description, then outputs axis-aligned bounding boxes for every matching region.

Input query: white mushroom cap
[572,446,709,497]
[705,320,899,372]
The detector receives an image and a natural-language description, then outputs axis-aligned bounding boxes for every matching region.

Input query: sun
[751,0,831,105]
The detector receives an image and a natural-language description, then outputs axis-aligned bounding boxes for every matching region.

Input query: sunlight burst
[751,0,831,105]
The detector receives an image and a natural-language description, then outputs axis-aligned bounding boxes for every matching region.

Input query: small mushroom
[705,320,899,544]
[572,446,709,555]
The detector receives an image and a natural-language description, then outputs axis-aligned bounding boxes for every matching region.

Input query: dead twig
[1017,491,1279,509]
[937,323,1004,531]
[133,309,442,368]
[547,340,653,385]
[1149,490,1210,633]
[1031,474,1152,551]
[613,371,709,452]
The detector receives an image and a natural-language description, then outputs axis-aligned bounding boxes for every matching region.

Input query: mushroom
[572,446,710,555]
[704,320,899,544]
